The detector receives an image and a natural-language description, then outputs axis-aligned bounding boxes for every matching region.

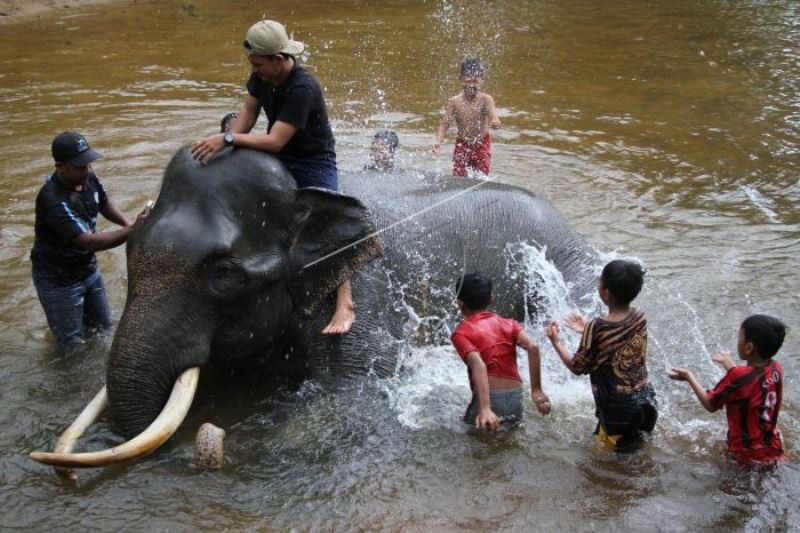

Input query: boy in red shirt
[451,273,551,430]
[669,314,787,464]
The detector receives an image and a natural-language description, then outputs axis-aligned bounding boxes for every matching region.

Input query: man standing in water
[191,20,353,335]
[31,131,146,350]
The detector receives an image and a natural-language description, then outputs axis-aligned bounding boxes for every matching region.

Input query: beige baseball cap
[243,20,305,56]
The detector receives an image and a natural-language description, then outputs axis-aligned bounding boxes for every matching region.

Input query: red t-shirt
[707,360,785,463]
[451,311,523,388]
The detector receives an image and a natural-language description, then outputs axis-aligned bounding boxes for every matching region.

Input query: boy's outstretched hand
[667,368,692,381]
[532,389,551,415]
[545,320,561,344]
[711,351,736,371]
[565,313,588,333]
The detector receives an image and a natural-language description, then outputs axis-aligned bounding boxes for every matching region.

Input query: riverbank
[0,0,117,24]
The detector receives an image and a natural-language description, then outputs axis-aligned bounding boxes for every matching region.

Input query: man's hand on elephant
[191,134,225,164]
[532,389,551,415]
[133,209,148,226]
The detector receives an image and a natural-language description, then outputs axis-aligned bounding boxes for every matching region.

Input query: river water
[1,1,798,531]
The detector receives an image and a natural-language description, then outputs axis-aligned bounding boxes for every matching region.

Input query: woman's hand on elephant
[191,134,225,164]
[564,313,588,333]
[532,389,551,415]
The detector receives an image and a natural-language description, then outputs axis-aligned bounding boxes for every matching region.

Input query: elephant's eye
[205,258,249,299]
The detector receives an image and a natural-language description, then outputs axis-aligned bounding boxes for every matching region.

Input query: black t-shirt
[246,63,336,161]
[30,172,107,283]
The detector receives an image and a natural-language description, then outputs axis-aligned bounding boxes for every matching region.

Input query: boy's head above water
[739,314,786,360]
[600,259,645,306]
[371,130,398,155]
[370,130,399,168]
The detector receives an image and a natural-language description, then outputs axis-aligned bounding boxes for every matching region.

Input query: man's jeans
[32,268,112,348]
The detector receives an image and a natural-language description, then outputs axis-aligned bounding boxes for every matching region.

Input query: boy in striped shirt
[546,259,658,448]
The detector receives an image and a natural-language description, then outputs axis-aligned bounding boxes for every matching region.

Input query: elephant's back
[341,169,596,322]
[340,170,587,251]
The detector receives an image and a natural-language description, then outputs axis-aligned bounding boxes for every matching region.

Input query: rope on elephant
[301,174,498,271]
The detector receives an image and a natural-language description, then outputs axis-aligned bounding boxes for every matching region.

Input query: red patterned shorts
[453,133,491,177]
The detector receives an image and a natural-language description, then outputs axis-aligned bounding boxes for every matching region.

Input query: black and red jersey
[707,360,785,463]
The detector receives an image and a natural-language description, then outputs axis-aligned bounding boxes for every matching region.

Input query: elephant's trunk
[29,368,200,468]
[105,253,215,437]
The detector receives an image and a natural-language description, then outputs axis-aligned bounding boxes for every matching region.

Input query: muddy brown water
[1,1,798,531]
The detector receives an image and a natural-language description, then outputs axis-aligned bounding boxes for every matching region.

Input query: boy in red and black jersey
[669,314,788,464]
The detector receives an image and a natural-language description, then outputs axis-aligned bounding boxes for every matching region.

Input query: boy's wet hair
[456,272,492,310]
[373,130,399,151]
[741,314,786,359]
[460,58,487,78]
[220,112,239,133]
[601,259,644,306]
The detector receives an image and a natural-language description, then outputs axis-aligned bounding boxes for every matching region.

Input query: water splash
[384,241,600,430]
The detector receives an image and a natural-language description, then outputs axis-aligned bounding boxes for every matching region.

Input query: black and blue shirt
[31,171,107,283]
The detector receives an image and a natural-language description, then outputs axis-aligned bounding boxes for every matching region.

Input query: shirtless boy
[433,58,500,177]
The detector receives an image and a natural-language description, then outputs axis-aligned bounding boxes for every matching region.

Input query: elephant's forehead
[161,168,294,220]
[140,197,292,266]
[167,173,286,208]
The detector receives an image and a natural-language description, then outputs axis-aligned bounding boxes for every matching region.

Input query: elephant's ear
[289,187,383,317]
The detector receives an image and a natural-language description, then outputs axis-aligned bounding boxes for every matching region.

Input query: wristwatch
[223,132,235,147]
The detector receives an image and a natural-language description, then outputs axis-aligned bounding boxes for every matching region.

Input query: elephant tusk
[30,367,200,469]
[50,385,109,480]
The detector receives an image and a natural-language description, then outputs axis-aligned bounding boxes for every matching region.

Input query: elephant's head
[30,146,381,471]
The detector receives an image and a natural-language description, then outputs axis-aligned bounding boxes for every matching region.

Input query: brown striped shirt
[572,308,650,395]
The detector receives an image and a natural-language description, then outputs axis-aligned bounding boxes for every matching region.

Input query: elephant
[30,146,596,472]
